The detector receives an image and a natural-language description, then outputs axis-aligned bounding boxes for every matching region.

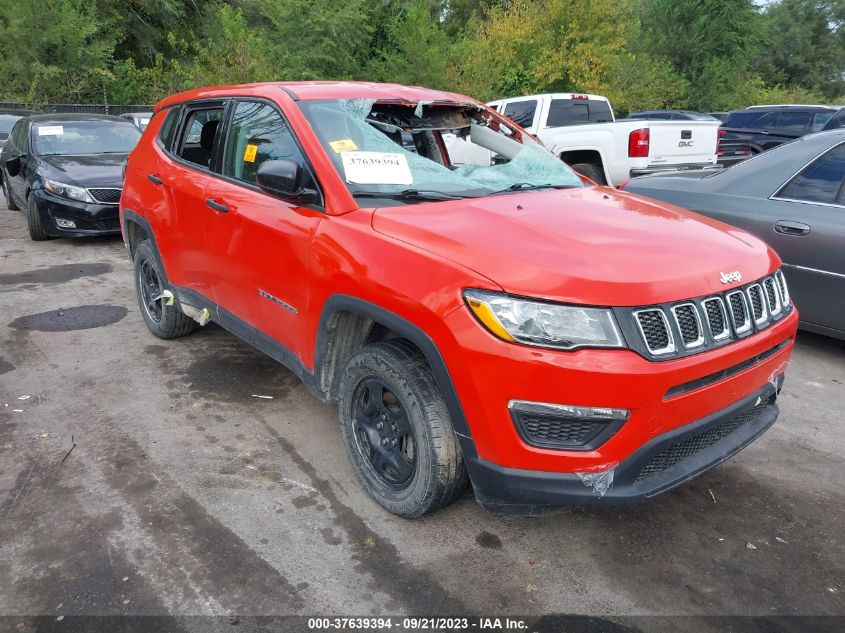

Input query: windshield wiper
[490,183,577,195]
[353,189,469,201]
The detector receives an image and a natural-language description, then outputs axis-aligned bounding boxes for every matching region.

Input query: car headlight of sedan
[42,179,95,203]
[464,289,625,350]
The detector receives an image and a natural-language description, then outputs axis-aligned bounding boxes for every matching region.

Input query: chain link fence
[0,102,153,115]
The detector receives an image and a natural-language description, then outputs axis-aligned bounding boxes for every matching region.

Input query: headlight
[42,179,95,203]
[464,289,625,350]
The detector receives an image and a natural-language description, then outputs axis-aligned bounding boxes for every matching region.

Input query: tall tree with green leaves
[640,0,762,110]
[757,0,845,99]
[367,0,453,88]
[452,0,687,111]
[0,0,115,104]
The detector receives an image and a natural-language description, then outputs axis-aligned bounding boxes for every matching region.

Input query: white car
[451,93,721,187]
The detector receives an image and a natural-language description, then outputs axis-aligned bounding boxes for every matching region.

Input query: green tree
[640,0,761,110]
[452,0,687,111]
[0,0,115,103]
[252,0,376,80]
[367,0,454,87]
[757,0,845,99]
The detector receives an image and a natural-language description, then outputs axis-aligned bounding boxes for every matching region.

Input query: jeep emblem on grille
[720,271,742,284]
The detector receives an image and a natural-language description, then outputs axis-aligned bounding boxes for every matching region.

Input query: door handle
[147,174,163,185]
[205,198,229,213]
[774,220,810,236]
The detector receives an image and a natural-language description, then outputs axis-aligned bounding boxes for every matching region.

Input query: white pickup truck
[481,93,720,186]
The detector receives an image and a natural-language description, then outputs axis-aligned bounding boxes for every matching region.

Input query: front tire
[26,196,50,241]
[338,340,468,517]
[133,240,196,339]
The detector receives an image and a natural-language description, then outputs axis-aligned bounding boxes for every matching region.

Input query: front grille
[764,277,781,315]
[672,303,702,347]
[624,270,791,361]
[747,284,766,323]
[634,402,768,484]
[727,291,751,334]
[635,309,673,354]
[516,414,607,448]
[775,270,789,304]
[703,297,729,340]
[88,187,122,204]
[97,217,120,230]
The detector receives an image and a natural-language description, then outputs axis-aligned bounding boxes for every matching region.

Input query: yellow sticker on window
[329,139,358,153]
[243,144,258,163]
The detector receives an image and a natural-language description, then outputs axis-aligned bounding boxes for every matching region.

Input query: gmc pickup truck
[486,93,720,186]
[121,82,796,517]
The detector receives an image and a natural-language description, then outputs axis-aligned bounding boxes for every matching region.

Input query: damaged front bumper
[470,379,782,513]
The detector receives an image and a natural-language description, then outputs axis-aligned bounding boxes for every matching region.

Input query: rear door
[754,142,845,333]
[645,121,719,167]
[202,99,324,357]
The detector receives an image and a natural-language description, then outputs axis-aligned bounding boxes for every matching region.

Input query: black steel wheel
[133,240,196,339]
[139,259,164,323]
[338,339,469,517]
[350,378,417,490]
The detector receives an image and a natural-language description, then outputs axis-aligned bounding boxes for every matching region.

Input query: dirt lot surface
[1,200,843,626]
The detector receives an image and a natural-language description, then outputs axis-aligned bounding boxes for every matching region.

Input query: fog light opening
[55,218,76,229]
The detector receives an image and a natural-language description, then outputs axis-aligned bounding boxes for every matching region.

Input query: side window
[547,100,588,126]
[546,99,612,126]
[773,111,810,133]
[825,111,845,131]
[6,121,21,151]
[175,106,224,168]
[758,112,780,129]
[811,111,834,132]
[503,100,537,128]
[157,108,180,150]
[18,121,29,153]
[222,101,313,189]
[777,144,845,205]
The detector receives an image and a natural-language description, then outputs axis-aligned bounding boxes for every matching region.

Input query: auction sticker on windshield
[341,151,413,185]
[38,126,64,136]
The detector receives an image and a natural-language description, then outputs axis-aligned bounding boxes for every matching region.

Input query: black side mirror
[256,159,318,205]
[5,156,21,177]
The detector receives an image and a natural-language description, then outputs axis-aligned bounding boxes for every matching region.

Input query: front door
[203,99,324,358]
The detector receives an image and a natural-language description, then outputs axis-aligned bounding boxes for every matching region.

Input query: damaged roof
[155,81,482,111]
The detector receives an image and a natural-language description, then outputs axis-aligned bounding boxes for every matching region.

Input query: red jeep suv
[120,82,797,517]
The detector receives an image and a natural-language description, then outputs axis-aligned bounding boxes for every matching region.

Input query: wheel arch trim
[315,295,477,452]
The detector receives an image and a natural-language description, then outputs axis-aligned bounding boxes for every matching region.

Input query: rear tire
[133,240,196,339]
[3,176,18,210]
[338,339,468,517]
[570,162,607,185]
[26,196,50,241]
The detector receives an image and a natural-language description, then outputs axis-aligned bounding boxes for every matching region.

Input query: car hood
[371,187,778,306]
[36,153,127,188]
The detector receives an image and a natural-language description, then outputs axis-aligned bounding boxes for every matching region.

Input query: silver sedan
[621,130,845,340]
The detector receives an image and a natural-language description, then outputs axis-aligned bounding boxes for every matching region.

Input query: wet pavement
[0,200,843,624]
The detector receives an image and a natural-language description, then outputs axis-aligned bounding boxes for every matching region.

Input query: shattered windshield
[297,98,582,204]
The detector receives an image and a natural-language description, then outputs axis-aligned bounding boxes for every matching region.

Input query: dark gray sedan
[621,130,845,340]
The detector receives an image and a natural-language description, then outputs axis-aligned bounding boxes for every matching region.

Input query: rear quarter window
[546,99,613,127]
[502,100,537,128]
[157,107,181,150]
